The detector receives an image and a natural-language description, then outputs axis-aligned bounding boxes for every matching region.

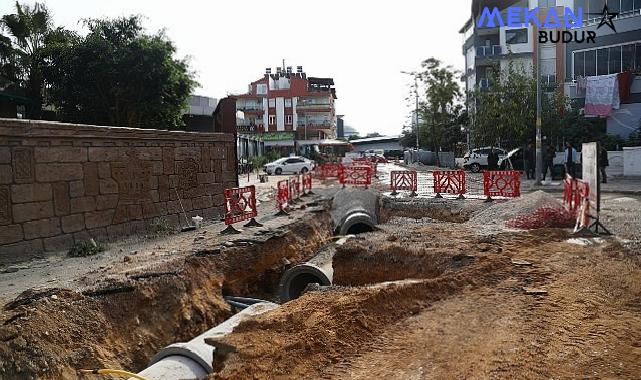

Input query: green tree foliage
[415,58,463,162]
[1,1,55,118]
[470,61,539,147]
[44,16,196,129]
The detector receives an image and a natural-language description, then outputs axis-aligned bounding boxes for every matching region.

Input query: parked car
[263,156,315,175]
[463,147,507,173]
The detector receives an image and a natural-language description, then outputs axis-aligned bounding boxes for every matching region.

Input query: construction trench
[1,185,641,379]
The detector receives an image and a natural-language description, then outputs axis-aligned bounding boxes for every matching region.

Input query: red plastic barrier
[302,172,313,195]
[222,185,261,233]
[483,170,521,199]
[224,185,257,225]
[563,175,590,214]
[317,163,343,179]
[340,166,372,188]
[288,176,297,203]
[276,179,289,214]
[390,170,417,196]
[433,170,466,198]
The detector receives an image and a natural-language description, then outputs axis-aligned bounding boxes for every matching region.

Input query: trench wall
[0,118,236,264]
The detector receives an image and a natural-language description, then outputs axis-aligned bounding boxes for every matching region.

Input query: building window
[269,115,275,125]
[256,84,267,95]
[506,29,528,44]
[285,98,292,107]
[285,115,293,125]
[597,48,609,76]
[573,41,640,78]
[268,98,275,108]
[539,0,556,7]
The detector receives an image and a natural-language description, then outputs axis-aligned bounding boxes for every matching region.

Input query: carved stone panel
[12,147,34,183]
[177,158,199,191]
[111,160,153,203]
[0,186,11,225]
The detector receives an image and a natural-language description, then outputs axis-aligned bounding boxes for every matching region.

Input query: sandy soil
[210,220,641,379]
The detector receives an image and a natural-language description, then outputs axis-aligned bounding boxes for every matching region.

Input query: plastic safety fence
[222,185,261,234]
[339,165,372,188]
[432,170,466,198]
[288,176,300,203]
[352,158,377,176]
[483,170,521,199]
[563,175,590,214]
[390,170,417,196]
[316,163,343,179]
[276,179,289,215]
[302,172,313,195]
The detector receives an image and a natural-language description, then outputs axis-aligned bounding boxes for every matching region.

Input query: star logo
[590,4,618,33]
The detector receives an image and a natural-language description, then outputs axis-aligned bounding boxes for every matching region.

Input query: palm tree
[1,1,53,118]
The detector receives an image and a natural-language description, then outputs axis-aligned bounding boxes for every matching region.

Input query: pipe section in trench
[278,235,353,302]
[330,188,378,236]
[278,189,378,303]
[129,302,278,380]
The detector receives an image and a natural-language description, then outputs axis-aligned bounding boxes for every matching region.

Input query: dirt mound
[468,191,563,226]
[209,253,510,379]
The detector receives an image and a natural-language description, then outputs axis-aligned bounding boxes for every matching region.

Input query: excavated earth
[210,198,641,379]
[1,185,640,380]
[0,207,333,380]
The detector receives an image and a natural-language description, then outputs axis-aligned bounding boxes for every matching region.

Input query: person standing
[544,144,555,180]
[487,147,499,171]
[524,143,535,179]
[564,142,577,178]
[599,145,609,183]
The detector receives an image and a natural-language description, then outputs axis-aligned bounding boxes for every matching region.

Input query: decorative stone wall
[0,118,236,264]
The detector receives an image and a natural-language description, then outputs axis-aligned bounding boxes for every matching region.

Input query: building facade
[235,65,337,154]
[461,0,641,140]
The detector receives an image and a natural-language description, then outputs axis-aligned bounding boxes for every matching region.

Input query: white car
[264,156,315,175]
[463,147,507,173]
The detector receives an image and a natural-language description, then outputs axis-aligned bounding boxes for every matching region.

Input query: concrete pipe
[130,302,278,380]
[330,188,378,236]
[279,236,351,302]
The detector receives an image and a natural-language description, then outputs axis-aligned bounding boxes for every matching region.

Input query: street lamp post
[535,30,543,185]
[401,71,420,150]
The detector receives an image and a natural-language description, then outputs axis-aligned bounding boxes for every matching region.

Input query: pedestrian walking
[564,142,577,179]
[524,143,535,179]
[599,145,609,183]
[487,147,499,171]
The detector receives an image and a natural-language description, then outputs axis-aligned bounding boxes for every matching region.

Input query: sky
[1,0,471,136]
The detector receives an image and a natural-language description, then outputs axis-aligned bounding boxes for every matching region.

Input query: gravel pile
[468,191,563,226]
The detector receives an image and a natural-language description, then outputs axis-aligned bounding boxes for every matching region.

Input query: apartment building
[564,0,641,137]
[461,0,641,139]
[235,65,337,154]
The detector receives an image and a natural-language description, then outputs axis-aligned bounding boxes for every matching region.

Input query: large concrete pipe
[279,236,351,302]
[330,188,378,236]
[130,302,278,380]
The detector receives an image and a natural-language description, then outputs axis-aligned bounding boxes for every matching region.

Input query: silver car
[263,156,315,175]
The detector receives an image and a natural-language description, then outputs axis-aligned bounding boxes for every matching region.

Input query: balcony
[476,45,502,57]
[237,104,264,112]
[296,122,333,130]
[478,78,491,90]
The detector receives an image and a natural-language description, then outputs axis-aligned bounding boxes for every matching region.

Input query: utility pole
[535,30,543,185]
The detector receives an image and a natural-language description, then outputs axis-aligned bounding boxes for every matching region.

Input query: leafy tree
[415,58,462,164]
[1,1,55,118]
[45,16,196,129]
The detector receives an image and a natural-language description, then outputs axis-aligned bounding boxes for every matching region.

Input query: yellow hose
[80,368,149,380]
